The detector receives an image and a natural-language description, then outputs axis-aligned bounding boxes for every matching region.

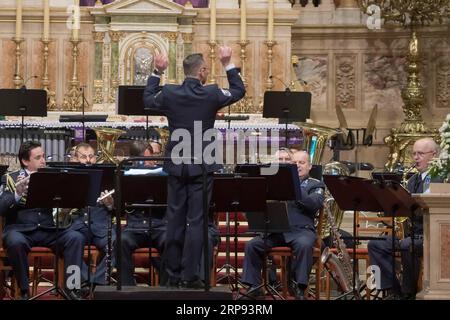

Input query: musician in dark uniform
[0,141,85,299]
[143,46,245,288]
[66,143,115,287]
[368,137,441,299]
[120,140,168,286]
[242,150,325,299]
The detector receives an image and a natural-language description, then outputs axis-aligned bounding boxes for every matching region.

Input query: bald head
[291,150,312,179]
[413,138,439,173]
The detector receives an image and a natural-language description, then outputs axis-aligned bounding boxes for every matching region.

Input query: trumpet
[401,164,416,188]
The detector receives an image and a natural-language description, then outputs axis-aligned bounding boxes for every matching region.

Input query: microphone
[20,75,38,90]
[269,75,291,92]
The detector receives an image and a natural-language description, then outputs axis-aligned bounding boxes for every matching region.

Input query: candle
[73,0,80,40]
[210,0,216,41]
[43,0,50,40]
[240,0,246,41]
[15,0,23,39]
[268,0,274,41]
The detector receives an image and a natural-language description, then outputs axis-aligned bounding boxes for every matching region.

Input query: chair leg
[280,256,288,299]
[31,257,39,296]
[326,272,331,300]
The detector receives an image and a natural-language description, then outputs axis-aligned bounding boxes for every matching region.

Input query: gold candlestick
[208,40,217,84]
[265,40,276,91]
[41,39,56,110]
[232,40,253,113]
[13,38,24,89]
[62,38,82,111]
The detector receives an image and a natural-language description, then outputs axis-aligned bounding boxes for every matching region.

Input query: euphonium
[321,198,360,298]
[297,122,338,165]
[93,127,126,164]
[153,126,169,154]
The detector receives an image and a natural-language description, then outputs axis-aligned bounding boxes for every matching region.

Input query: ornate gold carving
[208,40,217,84]
[94,80,104,104]
[109,31,124,43]
[93,31,105,43]
[12,38,24,89]
[231,40,253,113]
[335,55,356,109]
[265,40,276,91]
[41,39,57,110]
[164,32,178,42]
[436,56,450,109]
[62,39,82,111]
[182,33,193,43]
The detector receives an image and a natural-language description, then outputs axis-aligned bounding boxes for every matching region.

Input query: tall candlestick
[15,0,23,39]
[240,0,246,41]
[73,0,80,41]
[210,0,216,41]
[43,0,50,40]
[268,0,274,41]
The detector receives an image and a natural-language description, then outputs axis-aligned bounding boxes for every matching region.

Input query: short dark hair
[18,141,42,168]
[129,140,153,157]
[183,53,204,77]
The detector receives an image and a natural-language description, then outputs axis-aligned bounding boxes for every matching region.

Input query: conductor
[143,46,245,288]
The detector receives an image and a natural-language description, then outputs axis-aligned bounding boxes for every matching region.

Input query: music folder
[246,201,290,233]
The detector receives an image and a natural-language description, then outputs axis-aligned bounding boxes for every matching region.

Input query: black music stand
[323,175,383,300]
[118,85,164,140]
[211,176,267,297]
[262,91,311,148]
[0,89,47,144]
[365,180,420,297]
[120,173,168,286]
[25,171,89,300]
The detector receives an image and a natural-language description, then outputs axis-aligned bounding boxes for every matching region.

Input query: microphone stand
[80,87,89,143]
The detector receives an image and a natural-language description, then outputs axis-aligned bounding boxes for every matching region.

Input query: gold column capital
[93,31,105,42]
[163,32,179,42]
[181,32,194,43]
[109,31,124,42]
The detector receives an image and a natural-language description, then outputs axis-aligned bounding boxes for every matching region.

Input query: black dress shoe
[181,279,205,290]
[241,286,263,299]
[166,277,181,288]
[293,286,305,300]
[64,289,83,300]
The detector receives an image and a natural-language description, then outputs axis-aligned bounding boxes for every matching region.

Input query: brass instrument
[319,162,350,238]
[395,165,417,238]
[321,197,361,298]
[93,127,126,164]
[297,122,338,165]
[153,126,170,154]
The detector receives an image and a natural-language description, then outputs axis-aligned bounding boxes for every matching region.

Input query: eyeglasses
[412,151,434,157]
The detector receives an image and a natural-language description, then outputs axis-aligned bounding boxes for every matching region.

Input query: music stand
[25,171,90,300]
[0,89,47,144]
[323,175,383,300]
[119,172,168,286]
[211,177,267,296]
[262,91,311,148]
[118,85,164,140]
[365,180,420,297]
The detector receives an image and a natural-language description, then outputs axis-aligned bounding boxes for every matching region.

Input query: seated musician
[367,138,442,299]
[120,140,220,286]
[120,140,168,286]
[66,142,115,288]
[0,141,85,300]
[241,150,325,299]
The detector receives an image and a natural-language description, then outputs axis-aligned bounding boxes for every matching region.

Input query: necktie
[414,174,423,193]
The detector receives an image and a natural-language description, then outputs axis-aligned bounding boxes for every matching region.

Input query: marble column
[93,31,105,104]
[109,31,122,103]
[165,32,178,84]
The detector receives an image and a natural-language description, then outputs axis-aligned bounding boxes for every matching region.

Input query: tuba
[153,126,170,154]
[296,122,338,165]
[94,127,126,164]
[321,198,361,298]
[319,161,350,238]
